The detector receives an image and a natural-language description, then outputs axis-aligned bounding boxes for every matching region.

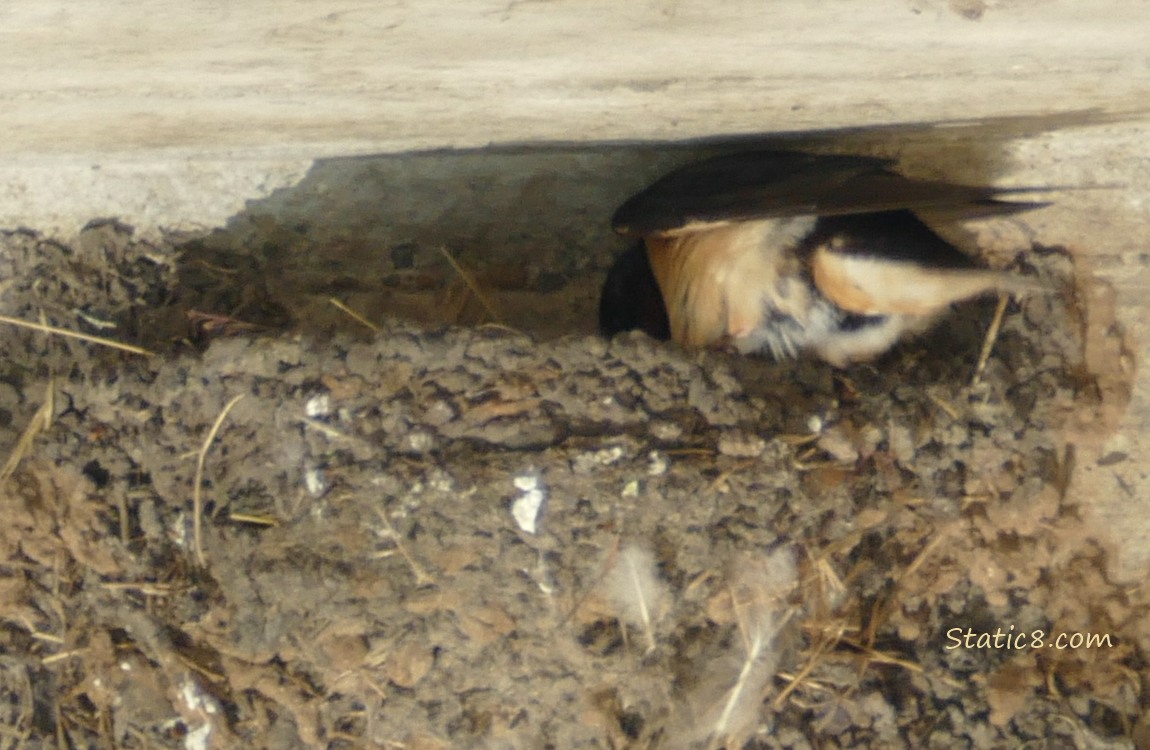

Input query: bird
[598,150,1049,367]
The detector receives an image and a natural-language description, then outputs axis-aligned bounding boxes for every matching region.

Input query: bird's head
[598,243,670,341]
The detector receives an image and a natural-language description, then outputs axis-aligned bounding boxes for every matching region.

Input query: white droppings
[179,677,221,750]
[572,445,627,474]
[305,467,327,496]
[170,512,189,549]
[305,393,331,418]
[404,430,435,454]
[512,472,547,534]
[513,473,538,492]
[185,723,212,750]
[180,678,219,716]
[512,490,545,534]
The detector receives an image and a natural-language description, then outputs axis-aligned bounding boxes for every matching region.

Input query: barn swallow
[599,151,1048,366]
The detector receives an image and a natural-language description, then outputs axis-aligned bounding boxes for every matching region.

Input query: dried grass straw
[193,394,246,567]
[0,314,153,356]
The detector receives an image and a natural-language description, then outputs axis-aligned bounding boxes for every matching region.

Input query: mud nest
[0,222,1144,750]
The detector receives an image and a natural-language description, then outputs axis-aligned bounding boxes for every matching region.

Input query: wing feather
[612,151,1049,238]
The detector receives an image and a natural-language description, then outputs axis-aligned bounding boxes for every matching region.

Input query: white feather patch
[604,545,669,654]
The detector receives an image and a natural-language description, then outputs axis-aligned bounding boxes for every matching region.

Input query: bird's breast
[645,217,817,349]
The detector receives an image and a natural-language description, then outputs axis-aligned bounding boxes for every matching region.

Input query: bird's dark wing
[803,210,978,268]
[612,150,1048,238]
